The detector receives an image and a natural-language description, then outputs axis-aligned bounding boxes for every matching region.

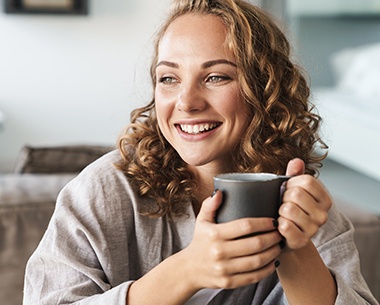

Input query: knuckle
[210,245,225,261]
[319,211,328,225]
[252,236,265,250]
[219,276,234,289]
[207,227,220,241]
[302,175,315,187]
[251,256,265,269]
[290,186,303,200]
[278,219,292,234]
[238,218,254,234]
[280,202,297,218]
[312,210,328,227]
[213,262,227,276]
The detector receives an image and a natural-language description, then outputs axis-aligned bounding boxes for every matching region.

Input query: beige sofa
[0,145,112,305]
[0,146,379,305]
[0,173,76,305]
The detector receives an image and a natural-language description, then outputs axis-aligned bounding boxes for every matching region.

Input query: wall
[0,0,171,172]
[292,16,380,87]
[288,14,380,179]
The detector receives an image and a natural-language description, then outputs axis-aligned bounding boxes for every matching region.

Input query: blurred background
[2,0,379,214]
[0,0,171,173]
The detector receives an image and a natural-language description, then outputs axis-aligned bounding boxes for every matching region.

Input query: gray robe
[23,151,378,304]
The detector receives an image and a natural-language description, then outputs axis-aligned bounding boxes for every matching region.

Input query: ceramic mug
[214,173,291,223]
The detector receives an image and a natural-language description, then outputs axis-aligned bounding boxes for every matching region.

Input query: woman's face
[155,13,250,172]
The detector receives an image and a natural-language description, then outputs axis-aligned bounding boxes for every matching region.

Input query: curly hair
[117,0,328,218]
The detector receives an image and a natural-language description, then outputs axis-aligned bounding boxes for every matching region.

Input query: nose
[176,82,206,113]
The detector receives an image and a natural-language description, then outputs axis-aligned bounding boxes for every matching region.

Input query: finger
[215,258,278,289]
[277,216,310,249]
[282,187,328,226]
[217,217,278,240]
[279,201,320,237]
[286,158,305,176]
[217,242,282,276]
[285,175,333,212]
[216,230,283,259]
[197,190,223,223]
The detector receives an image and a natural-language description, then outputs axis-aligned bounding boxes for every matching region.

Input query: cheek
[231,97,251,133]
[155,90,165,118]
[155,98,173,134]
[219,91,249,120]
[155,103,165,130]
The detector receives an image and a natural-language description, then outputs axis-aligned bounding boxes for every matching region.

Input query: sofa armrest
[0,173,76,205]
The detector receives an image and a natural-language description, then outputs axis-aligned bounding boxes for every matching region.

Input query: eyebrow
[155,59,237,69]
[155,61,179,69]
[202,59,237,69]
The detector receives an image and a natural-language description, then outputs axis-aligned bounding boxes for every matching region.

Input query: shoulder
[80,149,125,178]
[55,149,142,226]
[65,149,131,196]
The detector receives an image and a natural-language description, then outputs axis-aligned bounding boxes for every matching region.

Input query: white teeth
[180,123,219,134]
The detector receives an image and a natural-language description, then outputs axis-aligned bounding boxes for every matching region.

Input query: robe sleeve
[23,152,139,305]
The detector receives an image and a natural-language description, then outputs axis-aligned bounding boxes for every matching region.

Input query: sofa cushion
[0,174,76,205]
[13,145,112,174]
[0,201,57,305]
[0,173,76,305]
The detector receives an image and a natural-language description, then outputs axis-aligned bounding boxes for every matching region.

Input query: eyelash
[158,76,177,85]
[158,75,231,85]
[207,75,231,83]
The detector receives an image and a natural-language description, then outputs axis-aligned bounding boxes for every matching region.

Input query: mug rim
[214,172,286,182]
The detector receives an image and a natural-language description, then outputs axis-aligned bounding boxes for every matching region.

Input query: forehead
[157,13,234,61]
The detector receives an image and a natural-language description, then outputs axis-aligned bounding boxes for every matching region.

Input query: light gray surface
[293,16,380,88]
[320,158,380,215]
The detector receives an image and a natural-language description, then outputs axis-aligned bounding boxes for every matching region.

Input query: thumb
[286,158,306,176]
[196,190,223,223]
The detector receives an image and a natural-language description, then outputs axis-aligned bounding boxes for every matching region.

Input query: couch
[0,145,379,305]
[0,144,112,305]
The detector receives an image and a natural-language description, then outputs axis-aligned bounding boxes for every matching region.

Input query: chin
[178,154,210,167]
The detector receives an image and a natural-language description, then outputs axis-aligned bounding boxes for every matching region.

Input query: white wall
[0,0,268,173]
[0,0,171,172]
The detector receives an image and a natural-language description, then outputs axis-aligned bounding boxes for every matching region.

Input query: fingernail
[272,219,278,228]
[275,260,281,268]
[211,189,218,198]
[279,240,286,249]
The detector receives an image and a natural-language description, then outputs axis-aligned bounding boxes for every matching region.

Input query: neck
[188,164,226,214]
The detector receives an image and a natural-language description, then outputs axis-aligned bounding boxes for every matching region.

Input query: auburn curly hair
[117,0,328,218]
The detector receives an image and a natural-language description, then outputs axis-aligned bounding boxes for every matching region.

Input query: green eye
[207,75,231,83]
[158,77,177,85]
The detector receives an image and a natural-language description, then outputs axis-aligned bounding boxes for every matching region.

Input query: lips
[177,122,221,134]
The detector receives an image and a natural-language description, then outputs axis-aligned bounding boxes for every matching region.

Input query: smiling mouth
[177,123,221,134]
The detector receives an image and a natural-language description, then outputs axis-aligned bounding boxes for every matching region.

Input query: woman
[23,0,378,304]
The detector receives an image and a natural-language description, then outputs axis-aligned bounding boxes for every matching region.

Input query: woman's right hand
[127,191,283,305]
[183,190,283,292]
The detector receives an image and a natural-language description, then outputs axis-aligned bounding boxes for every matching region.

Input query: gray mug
[214,173,290,223]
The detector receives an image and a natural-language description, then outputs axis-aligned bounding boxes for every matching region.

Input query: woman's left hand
[277,158,333,250]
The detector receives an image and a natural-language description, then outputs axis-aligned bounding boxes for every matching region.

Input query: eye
[206,75,231,84]
[158,76,178,85]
